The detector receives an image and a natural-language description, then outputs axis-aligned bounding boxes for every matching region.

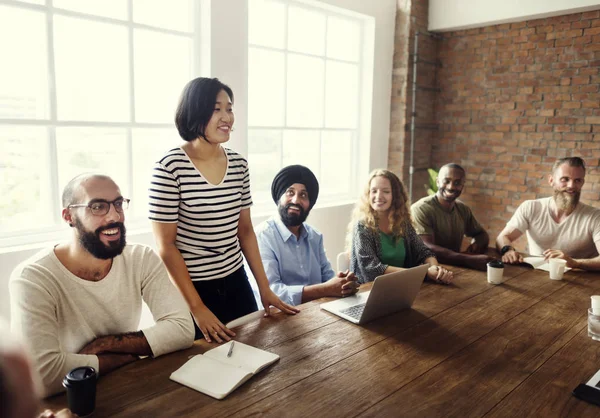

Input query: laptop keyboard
[340,303,366,320]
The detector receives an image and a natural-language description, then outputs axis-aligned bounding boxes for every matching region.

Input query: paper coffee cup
[63,366,97,416]
[487,260,504,284]
[549,258,567,280]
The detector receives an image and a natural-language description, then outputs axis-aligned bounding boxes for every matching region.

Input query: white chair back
[337,252,350,272]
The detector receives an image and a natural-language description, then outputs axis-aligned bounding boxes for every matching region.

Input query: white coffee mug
[549,258,567,280]
[487,260,504,284]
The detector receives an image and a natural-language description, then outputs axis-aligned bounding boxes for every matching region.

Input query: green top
[379,232,406,268]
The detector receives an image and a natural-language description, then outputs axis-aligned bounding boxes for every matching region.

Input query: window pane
[327,16,361,62]
[286,54,324,127]
[14,0,44,4]
[0,7,48,119]
[54,0,127,20]
[325,61,358,128]
[249,0,286,49]
[320,130,352,196]
[248,129,282,205]
[0,126,53,233]
[54,16,130,122]
[248,48,285,127]
[287,5,325,56]
[282,129,319,176]
[133,0,193,32]
[55,128,129,197]
[134,30,192,123]
[132,128,180,218]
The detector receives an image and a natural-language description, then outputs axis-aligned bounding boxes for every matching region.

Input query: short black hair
[552,157,586,174]
[62,173,112,208]
[439,163,466,175]
[175,77,234,142]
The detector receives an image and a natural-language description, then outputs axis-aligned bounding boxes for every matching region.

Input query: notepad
[170,341,279,399]
[522,256,572,273]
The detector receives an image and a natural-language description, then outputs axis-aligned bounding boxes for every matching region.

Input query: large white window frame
[0,0,382,250]
[247,0,372,212]
[0,0,205,247]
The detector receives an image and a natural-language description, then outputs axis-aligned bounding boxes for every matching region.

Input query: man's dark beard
[278,203,309,227]
[554,189,580,213]
[73,219,127,260]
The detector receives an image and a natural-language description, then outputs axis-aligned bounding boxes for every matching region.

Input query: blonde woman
[348,169,453,284]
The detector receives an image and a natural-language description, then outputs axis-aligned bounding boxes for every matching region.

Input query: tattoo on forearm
[103,331,153,356]
[114,331,144,342]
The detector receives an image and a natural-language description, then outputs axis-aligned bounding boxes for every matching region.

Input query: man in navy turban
[255,165,359,306]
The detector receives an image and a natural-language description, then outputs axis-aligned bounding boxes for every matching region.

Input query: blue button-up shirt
[256,216,335,306]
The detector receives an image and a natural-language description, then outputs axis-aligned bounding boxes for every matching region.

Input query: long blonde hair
[346,169,412,249]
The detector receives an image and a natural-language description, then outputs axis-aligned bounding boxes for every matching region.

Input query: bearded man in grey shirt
[10,174,194,396]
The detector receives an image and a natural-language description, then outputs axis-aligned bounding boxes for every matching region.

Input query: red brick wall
[433,10,600,251]
[389,0,439,202]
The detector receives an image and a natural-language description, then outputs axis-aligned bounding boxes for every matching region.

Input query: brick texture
[390,3,600,252]
[434,11,600,251]
[389,0,439,202]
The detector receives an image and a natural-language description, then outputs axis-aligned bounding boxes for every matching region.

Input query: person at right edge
[496,157,600,270]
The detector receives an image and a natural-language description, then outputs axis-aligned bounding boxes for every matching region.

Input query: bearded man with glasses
[9,174,194,397]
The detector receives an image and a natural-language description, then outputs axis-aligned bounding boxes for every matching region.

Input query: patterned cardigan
[349,220,436,284]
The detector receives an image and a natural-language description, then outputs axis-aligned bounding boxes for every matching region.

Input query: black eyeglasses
[68,198,130,216]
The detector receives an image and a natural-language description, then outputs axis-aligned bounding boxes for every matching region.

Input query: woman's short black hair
[175,77,234,142]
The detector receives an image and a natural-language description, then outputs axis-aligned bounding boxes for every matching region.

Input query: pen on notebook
[227,341,235,357]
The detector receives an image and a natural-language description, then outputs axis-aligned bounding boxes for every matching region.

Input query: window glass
[248,129,282,207]
[134,30,192,123]
[54,0,128,20]
[325,61,359,128]
[248,48,285,127]
[249,0,286,49]
[287,5,326,56]
[55,127,129,197]
[133,0,193,32]
[247,1,366,204]
[0,126,53,234]
[320,130,352,196]
[0,7,49,120]
[131,128,180,218]
[286,54,324,127]
[54,16,130,122]
[326,16,361,62]
[282,129,320,176]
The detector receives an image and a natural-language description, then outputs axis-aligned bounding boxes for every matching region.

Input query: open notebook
[170,341,279,400]
[522,256,572,273]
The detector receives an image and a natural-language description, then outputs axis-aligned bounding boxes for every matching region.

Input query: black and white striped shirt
[148,147,252,281]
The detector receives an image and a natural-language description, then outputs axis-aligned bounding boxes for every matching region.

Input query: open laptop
[320,264,429,324]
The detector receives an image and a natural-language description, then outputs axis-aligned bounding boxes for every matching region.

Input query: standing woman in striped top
[149,77,299,343]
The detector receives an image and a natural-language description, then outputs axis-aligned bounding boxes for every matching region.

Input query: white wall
[0,0,397,322]
[429,0,600,31]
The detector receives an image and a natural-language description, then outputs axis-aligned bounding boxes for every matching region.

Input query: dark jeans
[191,266,258,340]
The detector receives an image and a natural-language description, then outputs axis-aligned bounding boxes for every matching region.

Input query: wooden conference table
[45,264,600,417]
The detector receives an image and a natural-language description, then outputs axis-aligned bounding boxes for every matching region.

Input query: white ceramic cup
[591,295,600,315]
[487,260,504,284]
[549,258,567,280]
